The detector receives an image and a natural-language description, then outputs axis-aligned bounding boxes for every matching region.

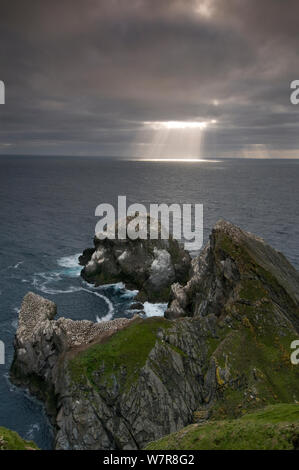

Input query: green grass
[145,404,299,450]
[69,317,171,391]
[241,404,299,424]
[0,427,39,450]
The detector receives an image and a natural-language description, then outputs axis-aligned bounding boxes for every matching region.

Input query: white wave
[32,272,82,295]
[82,279,138,299]
[85,281,126,291]
[112,282,126,291]
[33,258,117,322]
[101,282,139,299]
[8,261,24,269]
[96,311,113,322]
[81,279,123,291]
[26,423,40,440]
[57,253,82,277]
[119,289,139,299]
[57,253,81,268]
[81,287,114,322]
[36,284,81,295]
[143,302,168,317]
[14,261,24,269]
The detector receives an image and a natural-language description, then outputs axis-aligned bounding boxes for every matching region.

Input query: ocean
[0,155,298,449]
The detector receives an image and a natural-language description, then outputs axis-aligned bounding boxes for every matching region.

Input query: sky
[0,0,298,158]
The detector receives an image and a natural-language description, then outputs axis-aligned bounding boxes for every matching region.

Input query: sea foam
[143,302,168,317]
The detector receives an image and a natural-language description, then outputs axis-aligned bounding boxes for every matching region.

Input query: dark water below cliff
[0,155,298,449]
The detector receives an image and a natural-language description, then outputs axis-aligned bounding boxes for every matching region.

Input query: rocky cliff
[79,217,191,302]
[11,221,299,450]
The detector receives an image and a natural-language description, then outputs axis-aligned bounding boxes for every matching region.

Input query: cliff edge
[11,221,299,449]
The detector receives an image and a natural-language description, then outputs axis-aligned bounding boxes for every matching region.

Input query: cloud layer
[0,0,298,157]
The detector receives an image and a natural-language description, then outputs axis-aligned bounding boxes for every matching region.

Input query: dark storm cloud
[0,0,298,157]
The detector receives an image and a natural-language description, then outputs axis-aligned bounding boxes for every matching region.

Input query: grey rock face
[79,218,191,302]
[166,219,299,323]
[11,221,299,450]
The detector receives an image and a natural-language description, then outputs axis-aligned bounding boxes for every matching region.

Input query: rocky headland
[11,220,299,450]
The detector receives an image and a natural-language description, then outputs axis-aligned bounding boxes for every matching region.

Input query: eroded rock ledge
[11,220,299,450]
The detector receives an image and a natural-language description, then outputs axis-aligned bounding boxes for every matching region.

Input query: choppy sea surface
[0,155,298,449]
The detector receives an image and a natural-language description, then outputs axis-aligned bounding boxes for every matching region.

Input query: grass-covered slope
[69,316,171,392]
[0,427,38,450]
[145,404,299,450]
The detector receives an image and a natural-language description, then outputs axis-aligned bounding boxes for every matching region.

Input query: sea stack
[79,216,191,302]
